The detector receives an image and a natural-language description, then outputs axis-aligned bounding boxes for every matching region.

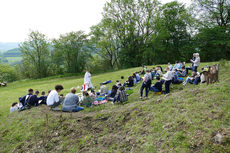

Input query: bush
[0,64,18,82]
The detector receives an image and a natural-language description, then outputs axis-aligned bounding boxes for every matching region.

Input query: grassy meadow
[0,61,230,152]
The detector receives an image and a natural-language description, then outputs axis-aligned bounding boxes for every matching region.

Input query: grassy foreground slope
[0,62,230,152]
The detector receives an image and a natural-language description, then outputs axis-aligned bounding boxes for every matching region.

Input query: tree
[19,31,51,78]
[90,22,120,69]
[152,1,194,63]
[194,0,230,27]
[52,31,91,73]
[102,0,160,67]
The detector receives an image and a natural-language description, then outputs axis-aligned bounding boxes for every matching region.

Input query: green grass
[0,62,230,152]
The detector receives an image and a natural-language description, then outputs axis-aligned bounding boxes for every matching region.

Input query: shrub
[0,64,18,82]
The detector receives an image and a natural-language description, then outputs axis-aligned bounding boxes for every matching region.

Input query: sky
[0,0,191,43]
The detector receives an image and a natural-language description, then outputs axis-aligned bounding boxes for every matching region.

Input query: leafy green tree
[0,64,18,82]
[19,31,51,78]
[52,31,91,73]
[152,1,194,63]
[102,0,160,67]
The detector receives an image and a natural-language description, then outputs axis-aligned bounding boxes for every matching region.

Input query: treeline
[1,0,229,81]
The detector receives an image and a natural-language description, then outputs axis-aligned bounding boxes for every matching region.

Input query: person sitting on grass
[19,88,34,106]
[39,91,47,105]
[161,67,173,94]
[116,80,120,87]
[123,76,134,87]
[10,102,19,114]
[135,72,141,82]
[171,71,183,84]
[113,84,128,104]
[140,70,151,99]
[176,67,187,77]
[81,92,92,107]
[183,71,200,85]
[89,89,97,101]
[106,85,118,101]
[100,83,108,95]
[62,88,84,112]
[155,66,163,77]
[140,66,146,74]
[47,85,64,109]
[150,77,162,93]
[29,90,40,106]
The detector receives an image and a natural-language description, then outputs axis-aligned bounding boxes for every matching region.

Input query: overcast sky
[0,0,191,42]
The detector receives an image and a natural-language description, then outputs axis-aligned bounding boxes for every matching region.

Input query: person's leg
[51,101,61,108]
[152,87,160,92]
[165,81,171,94]
[193,77,200,85]
[140,83,145,97]
[72,106,84,112]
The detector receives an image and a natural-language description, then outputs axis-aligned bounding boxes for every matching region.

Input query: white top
[192,57,200,67]
[163,71,173,81]
[47,90,59,106]
[84,71,91,84]
[10,106,18,114]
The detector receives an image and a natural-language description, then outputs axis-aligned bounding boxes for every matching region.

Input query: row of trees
[16,0,230,79]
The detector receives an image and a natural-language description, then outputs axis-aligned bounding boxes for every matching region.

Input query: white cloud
[0,0,191,42]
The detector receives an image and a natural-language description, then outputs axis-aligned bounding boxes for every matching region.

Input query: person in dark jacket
[150,77,162,92]
[29,90,40,106]
[19,88,34,106]
[39,91,47,105]
[106,85,118,101]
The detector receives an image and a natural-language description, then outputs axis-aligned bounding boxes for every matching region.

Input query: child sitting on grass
[81,92,92,107]
[10,102,19,114]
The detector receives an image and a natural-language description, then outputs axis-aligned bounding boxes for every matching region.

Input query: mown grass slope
[0,62,230,153]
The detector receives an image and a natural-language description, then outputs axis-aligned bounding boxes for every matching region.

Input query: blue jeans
[192,66,198,72]
[62,106,84,112]
[140,83,148,97]
[151,86,160,92]
[193,77,200,85]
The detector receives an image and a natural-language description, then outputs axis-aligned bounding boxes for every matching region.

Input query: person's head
[118,83,122,87]
[152,67,155,70]
[121,76,124,79]
[165,67,170,72]
[168,62,171,65]
[12,102,18,107]
[196,53,199,57]
[35,90,39,95]
[133,73,136,77]
[112,85,117,90]
[70,87,76,94]
[193,53,196,57]
[85,92,89,97]
[191,71,196,76]
[48,90,51,94]
[28,88,33,94]
[175,61,178,64]
[146,70,150,73]
[83,91,87,96]
[156,77,160,81]
[55,85,64,92]
[116,80,119,83]
[91,89,95,94]
[41,91,45,96]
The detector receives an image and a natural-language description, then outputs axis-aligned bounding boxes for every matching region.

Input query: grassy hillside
[0,62,230,152]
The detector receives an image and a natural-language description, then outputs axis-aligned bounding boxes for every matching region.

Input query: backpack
[119,90,128,103]
[25,94,33,106]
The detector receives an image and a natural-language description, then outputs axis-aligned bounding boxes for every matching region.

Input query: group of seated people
[10,53,203,113]
[139,53,201,98]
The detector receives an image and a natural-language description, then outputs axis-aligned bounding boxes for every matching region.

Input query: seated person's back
[62,88,82,112]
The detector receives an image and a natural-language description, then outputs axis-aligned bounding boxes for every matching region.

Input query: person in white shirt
[162,67,173,94]
[190,53,200,72]
[10,102,19,113]
[47,85,64,108]
[84,70,94,90]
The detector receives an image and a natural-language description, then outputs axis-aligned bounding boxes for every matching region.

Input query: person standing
[190,53,200,72]
[162,67,173,94]
[140,70,151,99]
[84,70,94,90]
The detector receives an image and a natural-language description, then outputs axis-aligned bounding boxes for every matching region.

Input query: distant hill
[0,42,19,52]
[3,48,21,57]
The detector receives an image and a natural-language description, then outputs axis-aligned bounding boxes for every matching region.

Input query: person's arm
[54,92,59,103]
